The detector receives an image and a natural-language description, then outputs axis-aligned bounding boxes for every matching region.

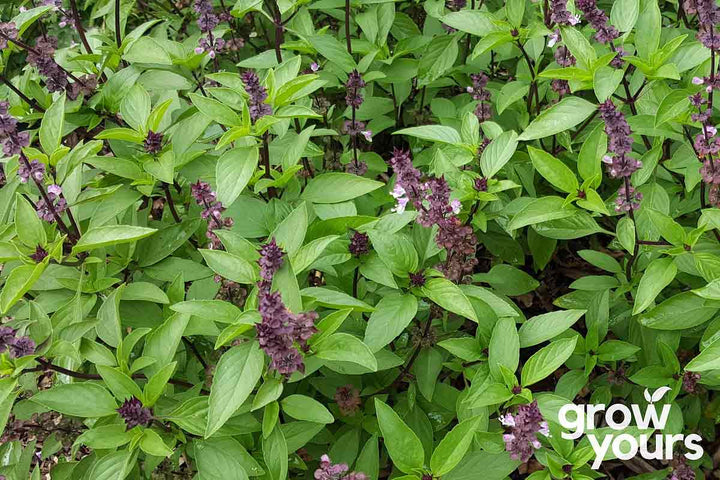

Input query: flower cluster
[348,231,369,256]
[550,0,580,26]
[17,159,45,183]
[668,456,695,480]
[388,149,477,282]
[195,36,225,59]
[27,36,68,94]
[0,101,30,157]
[241,70,272,123]
[334,385,361,416]
[0,326,36,359]
[685,0,720,49]
[615,184,643,213]
[598,100,642,178]
[30,245,48,263]
[256,239,318,376]
[117,398,153,430]
[500,400,550,463]
[191,180,233,249]
[467,73,492,121]
[314,454,367,480]
[0,22,18,50]
[144,130,164,154]
[194,0,219,32]
[345,70,365,108]
[36,184,68,222]
[341,120,372,142]
[575,0,619,44]
[551,45,576,96]
[682,371,701,394]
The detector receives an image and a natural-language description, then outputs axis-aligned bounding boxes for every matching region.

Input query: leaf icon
[650,386,671,403]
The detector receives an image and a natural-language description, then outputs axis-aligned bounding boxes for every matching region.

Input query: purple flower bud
[8,336,35,358]
[409,270,426,287]
[144,130,164,154]
[615,184,643,212]
[682,371,701,394]
[575,0,619,44]
[334,385,361,416]
[117,398,153,430]
[0,22,18,50]
[241,70,272,122]
[348,231,369,256]
[314,454,367,480]
[500,400,548,463]
[0,326,16,354]
[258,238,285,281]
[345,70,365,108]
[30,245,48,263]
[18,160,45,183]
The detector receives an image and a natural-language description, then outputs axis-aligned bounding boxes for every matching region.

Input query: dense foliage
[2,0,720,478]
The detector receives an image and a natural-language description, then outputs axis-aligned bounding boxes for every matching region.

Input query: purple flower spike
[117,398,153,430]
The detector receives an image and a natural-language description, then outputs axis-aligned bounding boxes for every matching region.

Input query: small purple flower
[554,46,576,67]
[194,0,219,32]
[342,120,367,138]
[0,326,16,354]
[310,62,320,72]
[241,70,272,123]
[615,184,643,212]
[36,184,67,223]
[27,36,68,94]
[468,73,492,121]
[3,131,30,157]
[191,180,233,249]
[0,22,18,50]
[474,177,488,192]
[314,454,367,480]
[18,160,45,184]
[345,70,365,108]
[348,231,369,256]
[550,0,580,26]
[196,36,225,58]
[500,400,549,463]
[144,130,164,154]
[575,0,619,44]
[117,398,153,430]
[258,238,285,281]
[8,336,35,358]
[334,385,361,416]
[29,245,48,263]
[409,270,426,287]
[682,371,701,394]
[345,160,368,176]
[668,456,695,480]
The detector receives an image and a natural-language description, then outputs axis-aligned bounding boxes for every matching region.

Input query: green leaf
[307,35,356,72]
[431,416,483,476]
[639,291,718,330]
[518,310,585,347]
[137,218,202,267]
[518,97,597,141]
[560,27,597,69]
[394,125,462,144]
[301,287,375,311]
[281,395,334,423]
[97,365,144,402]
[593,66,624,103]
[189,92,241,126]
[686,337,720,372]
[39,93,65,154]
[480,130,518,178]
[610,0,639,31]
[364,293,418,352]
[367,230,418,276]
[200,249,258,284]
[497,82,530,115]
[633,258,678,314]
[521,337,578,386]
[195,438,253,480]
[374,399,425,474]
[313,333,378,371]
[96,285,124,348]
[140,429,174,457]
[474,264,539,296]
[206,342,264,437]
[171,300,256,324]
[31,383,117,417]
[73,225,157,253]
[635,0,661,59]
[656,90,691,127]
[0,263,47,314]
[528,146,579,193]
[302,173,384,203]
[507,196,577,231]
[15,195,46,247]
[488,317,519,380]
[270,202,307,256]
[216,146,259,207]
[418,35,459,86]
[423,277,478,322]
[578,124,606,183]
